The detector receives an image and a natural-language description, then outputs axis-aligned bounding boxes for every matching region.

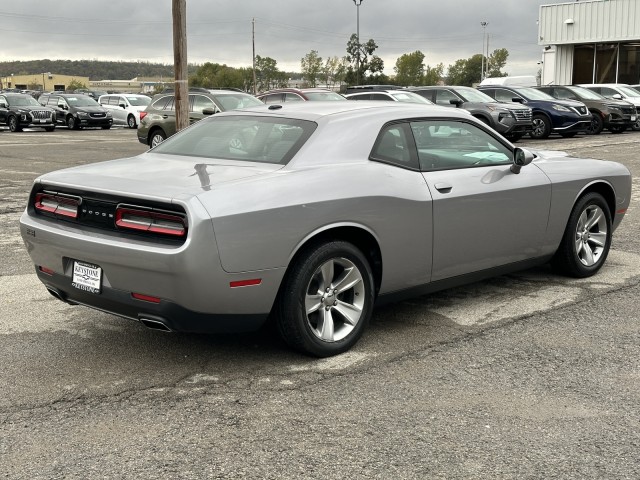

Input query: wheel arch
[575,180,616,220]
[147,126,166,145]
[285,224,383,296]
[472,114,492,126]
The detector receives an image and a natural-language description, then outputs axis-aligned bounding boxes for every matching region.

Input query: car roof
[218,100,464,122]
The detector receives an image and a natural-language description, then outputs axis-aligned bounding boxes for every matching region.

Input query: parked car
[20,102,630,357]
[0,92,56,132]
[345,89,434,104]
[38,93,112,130]
[257,88,346,103]
[70,89,108,100]
[98,94,151,129]
[477,85,592,139]
[579,84,640,131]
[344,85,405,95]
[408,86,532,141]
[137,89,263,147]
[535,85,635,134]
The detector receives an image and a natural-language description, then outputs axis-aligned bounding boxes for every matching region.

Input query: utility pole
[252,18,257,95]
[353,0,363,85]
[172,0,189,133]
[486,33,490,79]
[480,21,488,82]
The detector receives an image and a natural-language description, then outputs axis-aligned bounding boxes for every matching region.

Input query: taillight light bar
[139,111,147,121]
[115,205,187,237]
[34,192,81,218]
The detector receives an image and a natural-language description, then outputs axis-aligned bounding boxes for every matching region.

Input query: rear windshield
[151,115,317,164]
[304,91,346,101]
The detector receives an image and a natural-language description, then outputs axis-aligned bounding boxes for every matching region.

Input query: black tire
[559,132,577,138]
[44,126,55,132]
[633,117,640,131]
[530,114,551,139]
[608,125,626,134]
[149,129,166,147]
[127,115,137,129]
[551,192,612,278]
[8,115,22,132]
[101,125,112,130]
[586,112,604,135]
[276,241,375,357]
[67,115,79,130]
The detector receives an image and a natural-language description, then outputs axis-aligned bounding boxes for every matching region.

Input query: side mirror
[512,97,524,104]
[612,93,623,100]
[202,107,217,116]
[449,99,463,107]
[0,102,7,109]
[119,103,126,109]
[511,147,534,174]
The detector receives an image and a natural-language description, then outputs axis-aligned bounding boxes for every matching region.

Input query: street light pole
[480,22,488,82]
[353,0,363,85]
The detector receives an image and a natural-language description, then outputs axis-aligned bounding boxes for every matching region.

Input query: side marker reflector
[230,279,262,288]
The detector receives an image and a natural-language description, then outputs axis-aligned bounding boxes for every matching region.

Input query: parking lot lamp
[353,0,363,85]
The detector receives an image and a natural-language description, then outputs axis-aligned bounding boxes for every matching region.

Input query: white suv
[98,94,151,129]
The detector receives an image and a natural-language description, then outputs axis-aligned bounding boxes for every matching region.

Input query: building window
[595,43,619,83]
[619,44,640,85]
[573,44,595,84]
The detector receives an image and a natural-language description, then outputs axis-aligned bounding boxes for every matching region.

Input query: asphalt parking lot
[1,126,639,478]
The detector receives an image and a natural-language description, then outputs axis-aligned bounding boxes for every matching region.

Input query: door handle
[434,182,453,193]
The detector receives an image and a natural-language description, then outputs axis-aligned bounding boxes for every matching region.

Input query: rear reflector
[115,206,187,237]
[35,192,80,219]
[230,279,262,288]
[616,208,627,214]
[131,292,161,303]
[39,266,54,275]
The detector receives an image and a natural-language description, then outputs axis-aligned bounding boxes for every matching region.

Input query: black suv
[38,93,113,130]
[138,89,263,147]
[0,93,56,132]
[535,85,635,134]
[409,86,533,141]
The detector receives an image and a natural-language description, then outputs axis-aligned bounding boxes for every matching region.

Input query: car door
[410,118,552,281]
[0,95,8,124]
[434,89,462,108]
[189,94,216,124]
[48,95,65,124]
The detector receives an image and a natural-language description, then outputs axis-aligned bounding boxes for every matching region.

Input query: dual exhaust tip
[45,285,172,333]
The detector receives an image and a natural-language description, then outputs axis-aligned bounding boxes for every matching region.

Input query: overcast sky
[1,0,551,77]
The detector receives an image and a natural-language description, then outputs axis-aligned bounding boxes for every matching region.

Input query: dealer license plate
[631,115,637,122]
[39,119,47,123]
[72,261,102,294]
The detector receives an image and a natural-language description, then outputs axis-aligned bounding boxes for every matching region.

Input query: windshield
[65,96,99,107]
[304,91,346,101]
[454,87,497,103]
[9,96,41,106]
[127,96,151,106]
[515,87,555,100]
[389,91,433,104]
[213,93,263,110]
[618,86,640,97]
[152,115,317,164]
[566,86,603,100]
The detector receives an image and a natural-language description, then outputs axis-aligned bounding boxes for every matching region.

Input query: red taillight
[139,111,147,121]
[34,192,80,218]
[39,266,55,275]
[115,206,187,237]
[132,292,161,303]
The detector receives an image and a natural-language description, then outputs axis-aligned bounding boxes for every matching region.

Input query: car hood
[14,105,54,112]
[529,98,586,109]
[36,152,285,201]
[74,106,107,114]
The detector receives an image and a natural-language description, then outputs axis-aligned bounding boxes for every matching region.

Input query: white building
[538,0,640,85]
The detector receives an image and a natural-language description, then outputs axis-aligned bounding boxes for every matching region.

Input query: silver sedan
[19,102,631,357]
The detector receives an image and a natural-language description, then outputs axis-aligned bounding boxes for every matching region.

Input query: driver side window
[410,120,512,171]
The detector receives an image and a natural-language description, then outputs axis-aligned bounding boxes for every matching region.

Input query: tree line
[1,37,510,93]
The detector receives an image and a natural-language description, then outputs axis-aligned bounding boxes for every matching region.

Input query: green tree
[319,56,347,89]
[486,48,509,78]
[423,63,445,85]
[447,54,483,86]
[345,34,384,85]
[301,50,323,87]
[394,51,425,86]
[67,79,88,90]
[255,55,286,92]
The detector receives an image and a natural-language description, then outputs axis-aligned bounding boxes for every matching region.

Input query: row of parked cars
[4,82,640,146]
[0,91,151,132]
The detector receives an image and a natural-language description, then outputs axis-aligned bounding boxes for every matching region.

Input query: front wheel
[608,125,626,134]
[101,125,111,130]
[530,114,551,139]
[633,117,640,131]
[586,113,604,135]
[44,126,55,132]
[67,115,80,130]
[505,133,523,143]
[8,116,22,132]
[551,192,612,278]
[276,241,375,357]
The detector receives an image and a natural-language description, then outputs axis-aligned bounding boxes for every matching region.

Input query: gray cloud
[1,0,548,76]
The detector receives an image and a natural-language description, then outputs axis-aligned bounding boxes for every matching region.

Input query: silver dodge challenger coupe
[20,102,631,357]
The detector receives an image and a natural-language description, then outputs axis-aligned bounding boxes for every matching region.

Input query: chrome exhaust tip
[139,316,172,332]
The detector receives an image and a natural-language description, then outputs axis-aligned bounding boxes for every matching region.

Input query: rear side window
[370,123,418,169]
[151,95,174,110]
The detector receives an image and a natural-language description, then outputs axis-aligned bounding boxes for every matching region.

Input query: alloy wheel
[574,205,608,267]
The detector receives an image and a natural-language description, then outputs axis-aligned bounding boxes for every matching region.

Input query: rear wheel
[551,192,612,278]
[530,114,551,139]
[586,113,604,135]
[608,125,626,134]
[8,115,22,132]
[149,129,166,147]
[127,115,137,129]
[276,241,375,357]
